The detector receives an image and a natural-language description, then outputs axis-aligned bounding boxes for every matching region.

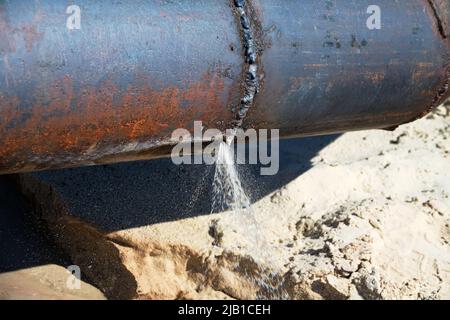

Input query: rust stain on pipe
[0,72,233,173]
[0,0,242,174]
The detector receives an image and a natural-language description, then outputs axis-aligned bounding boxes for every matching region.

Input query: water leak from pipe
[211,141,250,213]
[210,138,288,299]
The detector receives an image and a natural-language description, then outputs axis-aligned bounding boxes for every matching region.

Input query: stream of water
[210,141,288,299]
[211,141,250,213]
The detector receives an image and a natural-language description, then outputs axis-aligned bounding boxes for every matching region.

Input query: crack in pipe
[231,0,261,129]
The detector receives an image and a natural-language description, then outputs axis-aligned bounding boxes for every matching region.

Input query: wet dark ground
[0,135,338,272]
[17,135,338,232]
[0,176,71,273]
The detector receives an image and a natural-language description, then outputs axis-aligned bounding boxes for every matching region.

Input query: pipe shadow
[8,135,339,235]
[0,176,71,273]
[0,134,338,273]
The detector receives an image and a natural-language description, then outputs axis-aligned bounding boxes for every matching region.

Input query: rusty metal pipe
[0,0,449,174]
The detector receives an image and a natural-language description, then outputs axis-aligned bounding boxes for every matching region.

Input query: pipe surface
[0,0,449,174]
[244,0,450,136]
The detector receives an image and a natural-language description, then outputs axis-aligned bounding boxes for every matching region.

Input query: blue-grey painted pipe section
[244,0,450,136]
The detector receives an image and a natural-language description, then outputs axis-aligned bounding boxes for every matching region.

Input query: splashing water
[211,140,264,251]
[211,140,270,253]
[211,141,250,213]
[210,140,288,299]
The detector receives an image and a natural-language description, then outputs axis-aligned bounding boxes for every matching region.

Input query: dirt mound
[16,103,450,300]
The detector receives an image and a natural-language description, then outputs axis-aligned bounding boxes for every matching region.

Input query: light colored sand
[105,103,450,299]
[17,103,450,300]
[218,103,450,299]
[0,265,106,300]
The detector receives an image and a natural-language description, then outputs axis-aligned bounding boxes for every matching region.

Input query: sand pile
[17,102,450,300]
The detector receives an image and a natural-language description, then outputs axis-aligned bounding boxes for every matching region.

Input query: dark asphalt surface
[0,135,337,274]
[0,176,70,273]
[24,135,338,233]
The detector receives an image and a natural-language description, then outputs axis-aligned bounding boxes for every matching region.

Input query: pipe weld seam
[232,0,260,128]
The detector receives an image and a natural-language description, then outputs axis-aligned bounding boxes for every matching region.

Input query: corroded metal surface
[0,0,449,174]
[0,0,242,174]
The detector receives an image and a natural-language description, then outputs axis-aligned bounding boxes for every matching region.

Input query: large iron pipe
[0,0,449,174]
[244,0,450,136]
